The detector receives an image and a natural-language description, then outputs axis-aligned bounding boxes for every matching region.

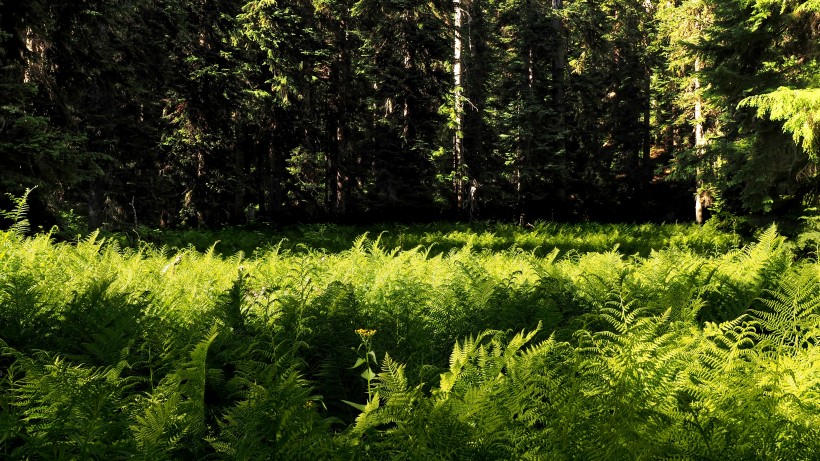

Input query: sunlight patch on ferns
[751,265,820,354]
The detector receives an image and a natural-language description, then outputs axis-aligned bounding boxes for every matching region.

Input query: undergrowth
[2,223,818,459]
[104,220,742,258]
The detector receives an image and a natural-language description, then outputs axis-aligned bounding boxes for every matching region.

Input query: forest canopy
[1,0,819,228]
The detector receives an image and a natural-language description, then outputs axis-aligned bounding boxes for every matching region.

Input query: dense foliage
[1,0,818,227]
[3,223,820,458]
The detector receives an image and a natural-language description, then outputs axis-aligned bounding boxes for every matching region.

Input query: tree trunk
[233,143,246,223]
[694,57,706,225]
[453,0,466,212]
[335,123,347,216]
[551,0,567,203]
[402,11,414,142]
[328,11,351,218]
[262,132,283,218]
[643,67,652,165]
[552,0,564,111]
[88,183,104,230]
[695,188,704,224]
[641,2,653,198]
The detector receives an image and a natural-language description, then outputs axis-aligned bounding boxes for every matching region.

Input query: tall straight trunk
[88,182,104,230]
[262,131,283,218]
[23,27,35,84]
[195,149,206,226]
[551,0,567,202]
[335,123,347,216]
[551,0,564,104]
[453,0,466,212]
[328,12,351,218]
[22,26,49,86]
[643,65,652,164]
[233,143,245,223]
[517,24,534,219]
[694,57,706,225]
[641,2,653,191]
[694,58,704,151]
[402,11,414,142]
[326,105,346,216]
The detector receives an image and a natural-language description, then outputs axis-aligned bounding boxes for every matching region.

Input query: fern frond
[1,187,35,237]
[440,330,501,394]
[132,392,185,458]
[376,353,408,399]
[503,322,541,364]
[751,266,820,353]
[10,353,137,458]
[213,365,334,458]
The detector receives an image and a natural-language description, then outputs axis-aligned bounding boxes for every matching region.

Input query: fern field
[2,224,819,459]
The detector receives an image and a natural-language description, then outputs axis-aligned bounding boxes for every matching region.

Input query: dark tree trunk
[88,183,104,230]
[551,0,567,203]
[233,144,246,223]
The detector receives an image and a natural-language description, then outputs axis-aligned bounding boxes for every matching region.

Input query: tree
[453,0,469,213]
[696,0,820,217]
[352,0,450,219]
[482,0,562,220]
[558,0,658,220]
[161,0,247,226]
[653,0,719,224]
[0,0,107,224]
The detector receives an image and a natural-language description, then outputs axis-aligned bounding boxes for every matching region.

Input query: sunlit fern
[1,187,35,237]
[750,265,820,354]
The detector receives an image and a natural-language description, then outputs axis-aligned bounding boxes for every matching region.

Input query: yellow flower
[355,328,377,338]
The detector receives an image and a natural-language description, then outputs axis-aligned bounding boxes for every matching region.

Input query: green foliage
[3,223,820,458]
[740,87,820,156]
[0,188,34,237]
[119,220,742,258]
[751,264,820,353]
[11,354,136,459]
[685,0,820,215]
[1,0,819,225]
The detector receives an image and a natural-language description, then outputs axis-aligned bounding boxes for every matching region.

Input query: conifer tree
[696,0,820,216]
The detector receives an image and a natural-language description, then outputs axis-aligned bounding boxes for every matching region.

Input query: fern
[52,277,146,367]
[131,392,185,460]
[0,341,25,457]
[571,305,698,459]
[348,353,418,436]
[751,266,820,353]
[347,326,547,459]
[211,267,251,334]
[131,327,219,458]
[1,187,35,237]
[0,271,53,351]
[6,220,820,458]
[700,224,791,322]
[11,352,137,459]
[208,330,337,459]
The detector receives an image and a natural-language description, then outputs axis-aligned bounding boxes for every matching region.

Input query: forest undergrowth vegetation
[100,219,743,258]
[2,221,820,459]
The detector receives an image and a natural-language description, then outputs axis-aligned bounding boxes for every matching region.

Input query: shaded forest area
[1,0,819,229]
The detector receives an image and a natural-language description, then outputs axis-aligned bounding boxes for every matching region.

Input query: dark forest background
[1,0,818,229]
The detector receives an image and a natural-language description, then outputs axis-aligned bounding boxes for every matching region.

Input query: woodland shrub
[2,224,819,459]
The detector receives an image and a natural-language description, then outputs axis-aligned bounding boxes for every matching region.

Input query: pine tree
[693,0,819,217]
[352,0,450,219]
